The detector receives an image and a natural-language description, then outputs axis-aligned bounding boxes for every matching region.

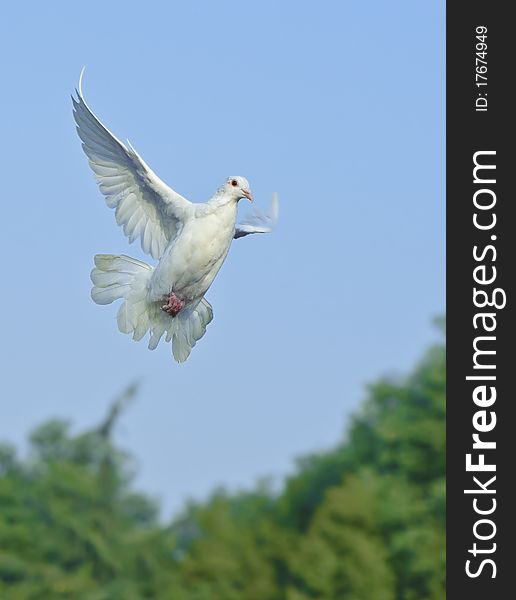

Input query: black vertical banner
[447,2,515,598]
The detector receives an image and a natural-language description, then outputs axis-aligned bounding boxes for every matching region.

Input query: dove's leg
[161,292,185,317]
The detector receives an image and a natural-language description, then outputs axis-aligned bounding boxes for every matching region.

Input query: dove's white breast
[149,201,238,303]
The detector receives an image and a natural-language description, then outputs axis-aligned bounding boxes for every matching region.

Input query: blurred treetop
[0,328,445,599]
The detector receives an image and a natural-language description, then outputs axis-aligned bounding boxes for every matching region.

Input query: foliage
[0,331,445,599]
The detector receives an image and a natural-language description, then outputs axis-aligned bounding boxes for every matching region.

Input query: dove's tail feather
[90,254,213,362]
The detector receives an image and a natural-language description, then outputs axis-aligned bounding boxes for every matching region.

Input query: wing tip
[271,192,279,221]
[78,66,86,97]
[71,66,87,108]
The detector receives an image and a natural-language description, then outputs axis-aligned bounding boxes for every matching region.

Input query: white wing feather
[73,69,192,260]
[234,193,279,239]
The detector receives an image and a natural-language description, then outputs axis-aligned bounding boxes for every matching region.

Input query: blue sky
[0,1,444,517]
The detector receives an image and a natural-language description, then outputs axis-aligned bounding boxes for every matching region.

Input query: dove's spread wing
[73,72,192,260]
[234,193,279,239]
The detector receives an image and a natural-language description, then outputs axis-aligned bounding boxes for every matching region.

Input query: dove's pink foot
[161,292,185,317]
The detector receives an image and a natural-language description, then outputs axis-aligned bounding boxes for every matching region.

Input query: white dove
[73,72,278,362]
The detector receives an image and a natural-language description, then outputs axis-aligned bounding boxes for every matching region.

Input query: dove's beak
[242,189,253,202]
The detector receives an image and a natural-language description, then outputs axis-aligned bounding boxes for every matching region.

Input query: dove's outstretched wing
[234,193,279,239]
[73,70,192,260]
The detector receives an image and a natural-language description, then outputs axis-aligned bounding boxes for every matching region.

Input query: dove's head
[224,176,253,202]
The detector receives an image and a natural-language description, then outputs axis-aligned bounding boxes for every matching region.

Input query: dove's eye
[231,179,238,187]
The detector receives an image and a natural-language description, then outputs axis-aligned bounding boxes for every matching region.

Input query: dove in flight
[73,71,278,362]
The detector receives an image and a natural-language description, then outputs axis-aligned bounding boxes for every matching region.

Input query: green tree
[0,325,445,599]
[0,386,180,599]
